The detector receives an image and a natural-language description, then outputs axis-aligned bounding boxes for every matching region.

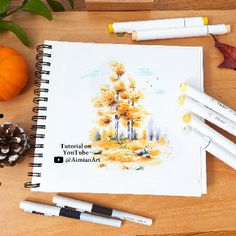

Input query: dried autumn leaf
[212,35,236,70]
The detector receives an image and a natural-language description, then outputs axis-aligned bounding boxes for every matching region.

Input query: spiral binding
[24,44,52,189]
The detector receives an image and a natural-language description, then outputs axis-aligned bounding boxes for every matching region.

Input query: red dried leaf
[212,35,236,70]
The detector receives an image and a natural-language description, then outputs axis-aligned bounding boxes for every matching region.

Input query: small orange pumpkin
[0,45,29,101]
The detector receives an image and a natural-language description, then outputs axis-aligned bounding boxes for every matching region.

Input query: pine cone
[0,122,30,167]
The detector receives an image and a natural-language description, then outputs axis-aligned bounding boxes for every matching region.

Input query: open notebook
[28,41,206,196]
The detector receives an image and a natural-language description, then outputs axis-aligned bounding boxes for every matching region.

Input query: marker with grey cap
[19,200,121,227]
[53,195,152,226]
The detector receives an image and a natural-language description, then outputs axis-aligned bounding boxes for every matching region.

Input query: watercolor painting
[90,62,173,170]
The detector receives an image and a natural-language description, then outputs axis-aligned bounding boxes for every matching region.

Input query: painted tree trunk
[115,115,119,141]
[130,100,135,140]
[127,120,131,140]
[130,119,134,140]
[115,91,119,140]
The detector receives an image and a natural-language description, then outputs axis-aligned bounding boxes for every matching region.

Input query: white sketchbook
[30,41,206,196]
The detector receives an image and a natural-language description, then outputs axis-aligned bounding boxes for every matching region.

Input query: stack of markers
[108,16,231,41]
[178,83,236,170]
[19,195,152,227]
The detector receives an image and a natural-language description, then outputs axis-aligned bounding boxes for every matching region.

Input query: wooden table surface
[0,10,236,236]
[10,0,236,10]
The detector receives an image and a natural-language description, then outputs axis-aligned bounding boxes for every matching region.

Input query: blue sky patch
[80,69,100,79]
[136,67,155,76]
[152,88,166,95]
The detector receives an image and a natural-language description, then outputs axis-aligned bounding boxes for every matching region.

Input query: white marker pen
[132,24,230,41]
[178,96,236,136]
[180,83,236,124]
[183,113,236,156]
[108,16,208,33]
[19,200,121,228]
[184,126,236,170]
[53,195,152,226]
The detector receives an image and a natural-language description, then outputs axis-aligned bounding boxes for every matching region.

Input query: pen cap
[185,16,208,26]
[183,125,210,148]
[208,24,230,34]
[53,195,92,212]
[19,200,60,216]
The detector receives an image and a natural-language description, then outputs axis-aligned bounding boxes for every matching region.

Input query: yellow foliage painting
[90,62,173,170]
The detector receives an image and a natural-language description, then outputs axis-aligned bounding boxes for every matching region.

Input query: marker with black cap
[53,195,152,226]
[19,200,122,228]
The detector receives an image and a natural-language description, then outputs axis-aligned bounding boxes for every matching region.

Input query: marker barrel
[112,210,152,225]
[79,212,121,227]
[20,200,121,228]
[53,195,152,226]
[132,24,230,41]
[183,113,236,156]
[179,96,236,136]
[53,195,93,212]
[109,17,207,33]
[184,126,236,170]
[20,201,60,216]
[180,83,236,123]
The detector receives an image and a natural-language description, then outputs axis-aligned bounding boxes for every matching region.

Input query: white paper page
[32,41,206,196]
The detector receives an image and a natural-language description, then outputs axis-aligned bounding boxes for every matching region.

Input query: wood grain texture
[154,0,236,10]
[0,10,236,236]
[158,232,236,236]
[85,0,154,10]
[9,0,236,10]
